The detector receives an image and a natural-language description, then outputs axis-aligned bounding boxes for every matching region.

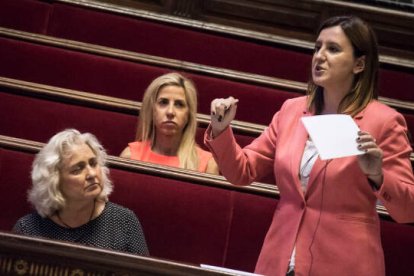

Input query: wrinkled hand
[210,97,239,138]
[357,131,383,186]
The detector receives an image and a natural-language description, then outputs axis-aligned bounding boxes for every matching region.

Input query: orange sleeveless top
[128,141,213,173]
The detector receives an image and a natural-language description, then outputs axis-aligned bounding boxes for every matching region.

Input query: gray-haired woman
[13,129,149,256]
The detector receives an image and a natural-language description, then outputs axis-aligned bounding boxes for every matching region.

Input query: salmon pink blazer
[205,96,414,276]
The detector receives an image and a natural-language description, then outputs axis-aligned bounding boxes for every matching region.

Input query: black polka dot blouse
[13,201,149,256]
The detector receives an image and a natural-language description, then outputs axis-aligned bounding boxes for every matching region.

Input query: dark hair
[307,16,379,116]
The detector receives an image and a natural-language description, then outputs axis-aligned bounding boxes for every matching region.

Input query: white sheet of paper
[200,264,264,276]
[301,114,364,160]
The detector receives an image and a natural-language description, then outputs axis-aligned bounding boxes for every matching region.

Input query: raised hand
[210,97,239,138]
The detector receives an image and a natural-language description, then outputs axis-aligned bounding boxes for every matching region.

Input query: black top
[13,201,149,256]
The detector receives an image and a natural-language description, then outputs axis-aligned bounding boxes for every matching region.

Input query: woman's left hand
[357,131,383,187]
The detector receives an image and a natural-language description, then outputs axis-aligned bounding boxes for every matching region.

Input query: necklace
[300,152,318,178]
[56,200,96,229]
[300,146,319,179]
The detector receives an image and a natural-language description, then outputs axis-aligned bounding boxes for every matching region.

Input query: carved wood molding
[0,232,229,275]
[0,255,105,276]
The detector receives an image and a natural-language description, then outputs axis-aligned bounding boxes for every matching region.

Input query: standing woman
[206,16,414,276]
[14,129,149,256]
[120,72,218,174]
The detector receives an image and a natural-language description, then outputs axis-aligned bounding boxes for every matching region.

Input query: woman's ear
[353,55,366,74]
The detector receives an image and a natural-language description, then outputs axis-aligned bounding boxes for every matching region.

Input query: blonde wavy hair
[28,129,113,217]
[136,72,199,170]
[307,16,379,116]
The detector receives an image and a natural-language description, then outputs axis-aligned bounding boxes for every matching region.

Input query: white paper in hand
[200,264,264,276]
[301,114,364,160]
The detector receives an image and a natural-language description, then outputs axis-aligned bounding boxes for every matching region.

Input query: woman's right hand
[210,97,239,138]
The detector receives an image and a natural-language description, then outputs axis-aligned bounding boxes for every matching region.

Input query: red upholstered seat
[0,148,34,231]
[0,0,50,34]
[0,34,412,152]
[110,168,277,271]
[0,37,165,103]
[381,219,414,276]
[1,0,412,102]
[109,168,234,268]
[46,3,311,83]
[0,91,256,156]
[0,37,300,126]
[0,91,136,156]
[1,143,414,275]
[403,113,414,143]
[46,3,414,102]
[0,144,276,272]
[223,191,277,271]
[1,2,414,274]
[379,69,414,102]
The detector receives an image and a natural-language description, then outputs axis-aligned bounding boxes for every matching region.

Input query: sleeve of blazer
[204,112,278,186]
[375,111,414,223]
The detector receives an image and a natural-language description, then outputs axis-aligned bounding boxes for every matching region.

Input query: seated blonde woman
[120,72,218,174]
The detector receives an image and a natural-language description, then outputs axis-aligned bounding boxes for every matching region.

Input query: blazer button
[382,192,391,201]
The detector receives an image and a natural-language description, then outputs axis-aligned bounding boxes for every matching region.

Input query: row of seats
[0,0,413,102]
[3,80,413,185]
[1,34,413,144]
[0,139,277,272]
[0,89,256,158]
[1,2,414,274]
[0,36,300,126]
[1,0,413,137]
[0,0,311,81]
[1,137,414,275]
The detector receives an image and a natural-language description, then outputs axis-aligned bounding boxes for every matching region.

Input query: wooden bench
[0,232,231,275]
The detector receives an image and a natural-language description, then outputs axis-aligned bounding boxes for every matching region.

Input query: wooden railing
[0,231,234,276]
